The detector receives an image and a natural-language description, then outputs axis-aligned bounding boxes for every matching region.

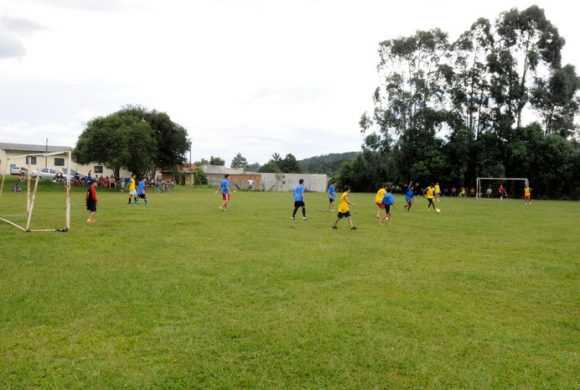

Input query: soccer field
[0,186,578,388]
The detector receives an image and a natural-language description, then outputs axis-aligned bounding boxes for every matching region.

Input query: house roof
[0,142,73,153]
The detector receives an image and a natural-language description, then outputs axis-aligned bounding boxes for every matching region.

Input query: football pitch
[0,187,578,388]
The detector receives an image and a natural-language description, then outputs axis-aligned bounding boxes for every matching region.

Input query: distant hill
[298,152,359,175]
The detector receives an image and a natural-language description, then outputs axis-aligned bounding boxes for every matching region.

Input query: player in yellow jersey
[425,183,439,212]
[374,184,386,218]
[332,185,357,230]
[434,182,441,201]
[524,185,532,205]
[128,174,137,205]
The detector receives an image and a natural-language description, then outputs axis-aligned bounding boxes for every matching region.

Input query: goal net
[476,177,529,200]
[0,151,72,232]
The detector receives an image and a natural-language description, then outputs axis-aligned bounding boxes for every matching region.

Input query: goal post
[476,177,529,199]
[0,151,72,232]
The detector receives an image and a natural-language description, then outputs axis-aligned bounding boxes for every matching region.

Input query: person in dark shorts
[85,180,98,224]
[332,185,357,230]
[292,178,307,220]
[379,186,395,225]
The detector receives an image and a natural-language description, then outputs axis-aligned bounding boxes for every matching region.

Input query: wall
[260,173,328,192]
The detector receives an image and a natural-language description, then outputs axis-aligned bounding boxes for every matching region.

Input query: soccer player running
[374,184,387,218]
[404,182,414,211]
[292,178,307,220]
[218,174,231,211]
[425,183,438,212]
[379,186,395,225]
[128,174,137,205]
[136,177,148,205]
[327,181,336,211]
[332,185,357,230]
[85,180,98,224]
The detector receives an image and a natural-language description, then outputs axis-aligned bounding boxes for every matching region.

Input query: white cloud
[0,30,25,58]
[0,0,579,164]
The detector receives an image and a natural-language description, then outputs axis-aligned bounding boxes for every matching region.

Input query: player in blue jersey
[404,181,414,212]
[292,178,307,220]
[379,186,395,224]
[217,174,231,211]
[327,181,336,211]
[135,177,148,205]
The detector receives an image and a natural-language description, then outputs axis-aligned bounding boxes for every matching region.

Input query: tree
[247,162,261,172]
[258,153,284,173]
[258,161,282,173]
[231,153,248,169]
[209,156,225,166]
[531,64,580,137]
[451,18,494,139]
[116,105,190,170]
[279,153,300,173]
[74,112,157,178]
[491,6,565,131]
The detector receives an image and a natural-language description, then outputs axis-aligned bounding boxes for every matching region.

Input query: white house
[0,142,130,178]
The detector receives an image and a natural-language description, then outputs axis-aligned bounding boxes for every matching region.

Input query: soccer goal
[0,151,72,232]
[476,177,529,200]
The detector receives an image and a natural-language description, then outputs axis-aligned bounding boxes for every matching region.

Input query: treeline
[341,5,580,198]
[299,152,359,175]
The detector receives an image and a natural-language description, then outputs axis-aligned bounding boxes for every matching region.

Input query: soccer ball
[436,208,441,213]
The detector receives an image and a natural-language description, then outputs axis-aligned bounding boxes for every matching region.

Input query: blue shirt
[294,184,305,201]
[220,179,230,194]
[137,180,146,195]
[328,184,335,199]
[405,187,414,201]
[382,192,395,206]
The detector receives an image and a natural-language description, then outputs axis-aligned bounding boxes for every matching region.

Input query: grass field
[0,184,578,388]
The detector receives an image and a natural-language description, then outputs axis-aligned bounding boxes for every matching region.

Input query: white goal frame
[476,177,529,199]
[0,151,72,232]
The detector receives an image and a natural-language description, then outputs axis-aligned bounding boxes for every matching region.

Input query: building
[0,142,130,178]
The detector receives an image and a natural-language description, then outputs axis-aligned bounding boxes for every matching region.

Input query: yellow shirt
[128,178,136,191]
[375,188,386,203]
[338,192,350,213]
[524,187,531,196]
[426,187,435,199]
[435,184,441,193]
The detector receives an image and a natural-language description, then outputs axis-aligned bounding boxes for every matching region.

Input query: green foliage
[298,152,359,175]
[278,153,300,173]
[116,105,190,170]
[230,153,248,169]
[258,161,282,173]
[193,168,208,185]
[346,5,580,197]
[209,156,225,166]
[74,105,190,176]
[74,111,157,177]
[259,153,301,173]
[246,162,261,172]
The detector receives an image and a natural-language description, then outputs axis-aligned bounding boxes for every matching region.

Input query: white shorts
[130,189,137,196]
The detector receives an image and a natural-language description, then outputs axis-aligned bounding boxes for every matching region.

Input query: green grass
[0,185,578,388]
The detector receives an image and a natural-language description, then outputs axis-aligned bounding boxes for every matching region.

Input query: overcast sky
[0,0,577,165]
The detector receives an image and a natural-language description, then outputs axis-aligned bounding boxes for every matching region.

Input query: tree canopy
[342,5,580,198]
[74,106,190,177]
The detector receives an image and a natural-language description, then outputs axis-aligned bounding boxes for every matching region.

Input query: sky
[0,0,578,166]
